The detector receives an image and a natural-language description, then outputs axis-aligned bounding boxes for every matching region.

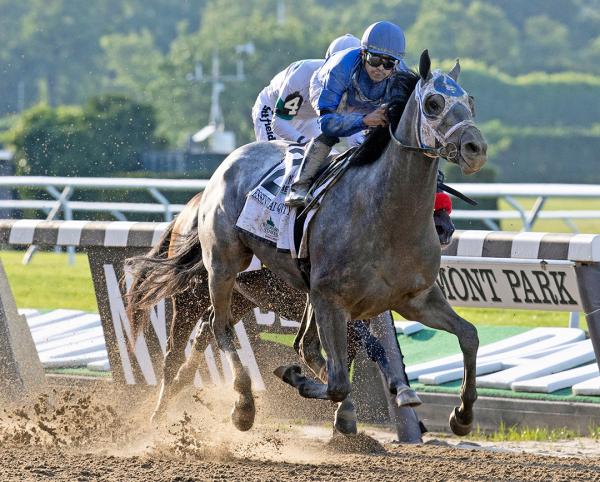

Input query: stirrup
[284,188,309,207]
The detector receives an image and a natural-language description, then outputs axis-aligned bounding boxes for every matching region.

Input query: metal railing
[1,177,600,232]
[0,176,208,222]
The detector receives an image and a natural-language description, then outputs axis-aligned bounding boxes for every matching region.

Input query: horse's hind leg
[352,317,421,408]
[167,288,256,389]
[204,237,256,431]
[151,291,202,423]
[398,285,479,436]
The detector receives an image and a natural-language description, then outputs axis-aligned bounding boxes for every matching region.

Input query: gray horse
[127,194,418,436]
[129,52,486,435]
[188,50,486,435]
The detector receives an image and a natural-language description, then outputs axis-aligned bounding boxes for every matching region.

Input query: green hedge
[480,121,600,182]
[437,59,600,128]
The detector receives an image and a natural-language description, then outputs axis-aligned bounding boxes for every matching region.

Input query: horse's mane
[350,69,420,166]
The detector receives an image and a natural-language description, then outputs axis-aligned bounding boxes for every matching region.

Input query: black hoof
[449,407,472,436]
[334,416,357,436]
[395,388,422,408]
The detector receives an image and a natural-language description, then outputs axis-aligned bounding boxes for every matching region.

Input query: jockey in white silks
[251,34,361,144]
[283,21,455,244]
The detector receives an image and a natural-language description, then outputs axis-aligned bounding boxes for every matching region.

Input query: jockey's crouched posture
[283,21,455,245]
[252,34,361,144]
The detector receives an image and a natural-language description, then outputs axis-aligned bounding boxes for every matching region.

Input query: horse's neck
[373,110,439,231]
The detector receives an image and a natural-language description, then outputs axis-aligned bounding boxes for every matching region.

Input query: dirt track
[1,384,599,482]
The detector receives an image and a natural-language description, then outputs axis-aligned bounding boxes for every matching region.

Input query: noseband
[388,72,474,161]
[388,123,459,160]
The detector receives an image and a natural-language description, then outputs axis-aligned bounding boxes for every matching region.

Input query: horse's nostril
[464,142,480,155]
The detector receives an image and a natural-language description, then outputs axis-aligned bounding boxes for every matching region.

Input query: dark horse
[127,51,487,436]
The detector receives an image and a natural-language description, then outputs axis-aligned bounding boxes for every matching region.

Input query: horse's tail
[124,220,204,345]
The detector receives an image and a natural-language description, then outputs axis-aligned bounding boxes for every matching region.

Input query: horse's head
[407,50,487,174]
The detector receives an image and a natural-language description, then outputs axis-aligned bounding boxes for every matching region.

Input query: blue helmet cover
[360,21,406,60]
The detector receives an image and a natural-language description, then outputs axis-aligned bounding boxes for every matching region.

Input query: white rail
[1,177,600,232]
[0,176,208,222]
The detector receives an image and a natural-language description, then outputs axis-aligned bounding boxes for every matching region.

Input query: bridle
[388,123,459,160]
[388,71,475,161]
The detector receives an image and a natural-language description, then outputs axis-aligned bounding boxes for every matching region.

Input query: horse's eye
[424,94,445,116]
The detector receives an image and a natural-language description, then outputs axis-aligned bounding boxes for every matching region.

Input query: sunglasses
[365,52,397,70]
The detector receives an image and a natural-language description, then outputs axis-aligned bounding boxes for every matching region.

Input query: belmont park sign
[438,258,580,310]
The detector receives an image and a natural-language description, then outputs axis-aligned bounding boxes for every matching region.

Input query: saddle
[301,146,357,216]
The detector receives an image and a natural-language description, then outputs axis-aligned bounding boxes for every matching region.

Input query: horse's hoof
[334,414,357,436]
[334,399,358,436]
[449,406,472,436]
[231,397,255,432]
[395,387,422,408]
[273,364,301,385]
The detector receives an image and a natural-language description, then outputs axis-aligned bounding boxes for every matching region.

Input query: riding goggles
[365,52,397,70]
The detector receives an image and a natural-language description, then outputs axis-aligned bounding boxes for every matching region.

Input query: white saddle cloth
[235,144,323,258]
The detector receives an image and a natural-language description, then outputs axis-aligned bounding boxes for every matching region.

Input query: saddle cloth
[235,143,326,259]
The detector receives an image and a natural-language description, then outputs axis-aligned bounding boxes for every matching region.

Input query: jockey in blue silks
[284,20,408,207]
[284,20,455,244]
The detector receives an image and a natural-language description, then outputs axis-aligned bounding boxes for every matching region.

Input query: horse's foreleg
[294,300,327,382]
[352,317,422,408]
[311,295,351,403]
[399,285,479,436]
[274,296,350,402]
[331,322,362,436]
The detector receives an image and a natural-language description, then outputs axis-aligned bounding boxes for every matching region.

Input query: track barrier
[0,261,46,400]
[1,220,599,434]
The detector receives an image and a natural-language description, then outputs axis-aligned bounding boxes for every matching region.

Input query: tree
[408,0,519,71]
[457,2,520,71]
[100,30,164,96]
[520,16,572,72]
[5,95,162,176]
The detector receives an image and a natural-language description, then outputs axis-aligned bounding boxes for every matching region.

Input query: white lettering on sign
[253,307,301,328]
[437,258,581,311]
[104,264,265,389]
[104,265,158,385]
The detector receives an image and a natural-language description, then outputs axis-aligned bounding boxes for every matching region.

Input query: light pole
[189,42,255,153]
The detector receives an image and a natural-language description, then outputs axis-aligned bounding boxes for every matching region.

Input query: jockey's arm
[319,111,366,138]
[315,52,367,139]
[272,114,307,144]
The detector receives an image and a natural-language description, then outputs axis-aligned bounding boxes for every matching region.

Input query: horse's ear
[448,59,460,81]
[419,50,432,81]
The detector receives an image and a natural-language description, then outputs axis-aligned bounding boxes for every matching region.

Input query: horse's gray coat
[197,51,487,435]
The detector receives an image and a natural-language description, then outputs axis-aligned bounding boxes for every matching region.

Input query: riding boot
[434,184,455,246]
[434,209,455,246]
[284,135,336,207]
